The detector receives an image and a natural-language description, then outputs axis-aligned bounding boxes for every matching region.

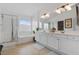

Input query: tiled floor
[1,42,57,55]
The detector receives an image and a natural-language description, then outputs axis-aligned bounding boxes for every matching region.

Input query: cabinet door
[35,32,48,45]
[48,34,58,49]
[39,32,48,45]
[59,36,79,55]
[35,32,40,42]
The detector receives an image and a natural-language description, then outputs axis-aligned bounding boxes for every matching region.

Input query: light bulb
[60,8,65,12]
[56,9,61,14]
[40,15,45,19]
[40,13,50,19]
[45,13,50,17]
[64,5,72,11]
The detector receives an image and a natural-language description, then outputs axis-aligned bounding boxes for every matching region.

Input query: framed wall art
[65,18,72,28]
[58,21,64,31]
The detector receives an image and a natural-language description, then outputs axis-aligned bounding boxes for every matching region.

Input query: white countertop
[37,30,79,36]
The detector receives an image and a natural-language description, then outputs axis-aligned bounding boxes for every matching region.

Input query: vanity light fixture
[40,13,50,19]
[45,13,50,18]
[56,8,61,14]
[60,8,66,12]
[40,15,45,19]
[64,4,72,11]
[60,6,66,12]
[56,4,72,14]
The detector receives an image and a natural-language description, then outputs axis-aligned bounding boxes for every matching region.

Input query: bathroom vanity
[35,31,79,55]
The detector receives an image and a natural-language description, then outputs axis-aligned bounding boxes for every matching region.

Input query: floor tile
[2,42,58,55]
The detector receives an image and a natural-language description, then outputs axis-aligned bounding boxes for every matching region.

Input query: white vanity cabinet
[35,32,79,55]
[35,32,48,46]
[39,32,48,45]
[48,34,58,49]
[59,35,79,55]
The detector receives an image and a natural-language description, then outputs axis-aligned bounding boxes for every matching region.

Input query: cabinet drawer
[74,36,79,40]
[67,36,75,40]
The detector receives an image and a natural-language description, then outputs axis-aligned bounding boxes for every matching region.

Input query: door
[2,15,12,43]
[0,15,2,43]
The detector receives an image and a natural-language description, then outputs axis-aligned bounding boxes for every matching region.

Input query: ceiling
[0,3,66,17]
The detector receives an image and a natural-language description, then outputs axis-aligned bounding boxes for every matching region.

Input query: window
[39,22,42,29]
[32,20,38,31]
[32,21,43,31]
[44,23,49,30]
[19,18,31,31]
[18,18,32,38]
[19,19,31,25]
